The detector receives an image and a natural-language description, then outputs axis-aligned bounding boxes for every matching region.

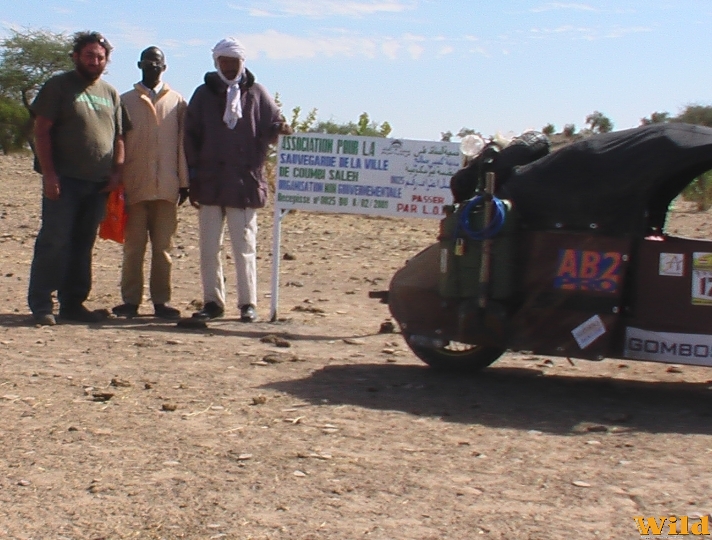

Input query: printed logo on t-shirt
[75,93,113,111]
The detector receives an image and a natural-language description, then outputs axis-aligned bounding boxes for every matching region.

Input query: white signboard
[275,134,461,219]
[624,327,712,367]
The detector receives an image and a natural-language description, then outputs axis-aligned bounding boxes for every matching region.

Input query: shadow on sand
[264,362,712,436]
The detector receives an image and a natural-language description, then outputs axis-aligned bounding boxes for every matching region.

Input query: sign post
[269,134,461,321]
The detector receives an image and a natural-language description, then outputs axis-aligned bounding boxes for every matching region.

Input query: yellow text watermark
[634,516,710,536]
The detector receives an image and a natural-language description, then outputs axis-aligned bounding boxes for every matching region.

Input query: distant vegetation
[0,28,72,154]
[2,27,712,210]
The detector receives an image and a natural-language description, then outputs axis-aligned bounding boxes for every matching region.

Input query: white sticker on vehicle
[571,315,606,350]
[440,248,448,274]
[659,253,684,276]
[692,253,712,305]
[625,327,712,367]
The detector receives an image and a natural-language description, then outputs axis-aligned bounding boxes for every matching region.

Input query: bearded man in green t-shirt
[28,31,124,326]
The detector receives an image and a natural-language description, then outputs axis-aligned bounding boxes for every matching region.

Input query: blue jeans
[28,176,108,316]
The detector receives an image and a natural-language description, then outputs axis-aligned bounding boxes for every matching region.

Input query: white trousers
[198,205,257,309]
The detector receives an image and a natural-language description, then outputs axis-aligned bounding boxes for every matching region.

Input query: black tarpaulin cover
[499,123,712,235]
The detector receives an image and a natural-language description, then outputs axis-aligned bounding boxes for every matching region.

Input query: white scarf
[211,38,247,129]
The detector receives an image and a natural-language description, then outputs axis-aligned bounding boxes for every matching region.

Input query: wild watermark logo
[634,515,710,536]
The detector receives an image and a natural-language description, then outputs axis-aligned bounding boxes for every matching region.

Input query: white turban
[211,38,247,129]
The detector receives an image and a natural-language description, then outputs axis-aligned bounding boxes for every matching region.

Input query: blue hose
[458,196,507,241]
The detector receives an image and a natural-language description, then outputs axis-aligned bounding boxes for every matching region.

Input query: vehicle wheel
[404,333,504,372]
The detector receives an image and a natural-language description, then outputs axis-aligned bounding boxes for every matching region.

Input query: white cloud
[231,0,415,18]
[605,26,653,38]
[530,3,597,13]
[242,29,378,59]
[242,29,434,60]
[111,22,157,49]
[529,24,652,41]
[438,45,454,56]
[407,43,424,59]
[381,39,400,60]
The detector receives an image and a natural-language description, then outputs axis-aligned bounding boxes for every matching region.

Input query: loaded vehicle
[387,123,712,371]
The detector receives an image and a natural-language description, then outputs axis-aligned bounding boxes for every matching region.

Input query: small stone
[379,321,396,334]
[585,424,609,433]
[260,335,291,348]
[667,365,683,374]
[110,377,131,388]
[283,253,296,261]
[293,470,307,477]
[17,479,31,487]
[252,395,267,405]
[162,403,178,412]
[91,392,114,402]
[572,481,591,488]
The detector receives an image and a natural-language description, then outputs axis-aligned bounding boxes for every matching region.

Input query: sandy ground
[1,152,712,540]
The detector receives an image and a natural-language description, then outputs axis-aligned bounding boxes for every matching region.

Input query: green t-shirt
[32,70,122,182]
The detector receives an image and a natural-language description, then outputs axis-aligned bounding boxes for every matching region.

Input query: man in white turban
[184,38,292,323]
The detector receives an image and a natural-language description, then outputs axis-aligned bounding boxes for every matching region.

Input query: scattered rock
[667,365,683,374]
[91,392,114,402]
[110,377,131,388]
[283,252,296,261]
[162,403,178,412]
[263,352,296,364]
[379,320,396,333]
[260,334,291,347]
[572,480,591,488]
[176,317,207,329]
[252,395,268,405]
[292,305,325,314]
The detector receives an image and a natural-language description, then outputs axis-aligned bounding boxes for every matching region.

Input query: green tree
[0,28,72,108]
[0,96,30,154]
[640,111,670,125]
[542,123,555,136]
[674,104,712,210]
[308,112,392,137]
[675,104,712,127]
[0,28,72,152]
[585,111,613,133]
[563,124,576,137]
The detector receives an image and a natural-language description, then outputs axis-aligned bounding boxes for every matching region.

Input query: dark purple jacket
[184,70,282,208]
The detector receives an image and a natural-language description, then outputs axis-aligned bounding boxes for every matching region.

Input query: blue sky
[3,1,711,141]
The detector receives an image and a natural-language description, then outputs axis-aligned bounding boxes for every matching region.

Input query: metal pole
[269,206,289,322]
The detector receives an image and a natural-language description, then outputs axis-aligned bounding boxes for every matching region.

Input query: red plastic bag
[99,186,127,243]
